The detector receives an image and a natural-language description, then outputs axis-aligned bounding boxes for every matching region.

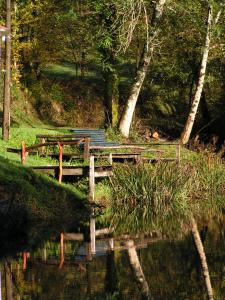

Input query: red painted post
[23,252,27,270]
[59,233,64,269]
[58,142,63,183]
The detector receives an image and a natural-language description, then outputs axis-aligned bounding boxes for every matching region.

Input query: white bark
[119,50,152,137]
[190,217,214,300]
[180,6,212,144]
[126,240,150,299]
[119,0,166,138]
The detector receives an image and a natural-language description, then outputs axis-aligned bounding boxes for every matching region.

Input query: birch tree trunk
[119,0,166,138]
[190,217,214,300]
[126,240,150,300]
[180,6,212,144]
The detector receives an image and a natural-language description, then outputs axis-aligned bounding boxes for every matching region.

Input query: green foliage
[109,156,225,235]
[1,0,225,138]
[50,83,64,102]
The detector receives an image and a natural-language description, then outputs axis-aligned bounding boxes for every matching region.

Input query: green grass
[0,126,91,257]
[0,126,68,165]
[42,63,101,82]
[0,155,89,257]
[107,156,225,235]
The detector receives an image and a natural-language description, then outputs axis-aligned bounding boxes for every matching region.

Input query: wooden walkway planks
[32,165,113,177]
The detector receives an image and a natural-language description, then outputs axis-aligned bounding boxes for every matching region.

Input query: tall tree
[119,0,166,137]
[89,1,121,127]
[2,0,11,140]
[180,3,223,144]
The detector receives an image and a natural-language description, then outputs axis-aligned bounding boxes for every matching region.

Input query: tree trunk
[190,217,214,300]
[105,251,120,297]
[126,240,150,300]
[4,262,13,300]
[2,0,11,141]
[119,0,166,137]
[101,3,119,128]
[104,67,119,127]
[180,6,212,144]
[200,91,211,124]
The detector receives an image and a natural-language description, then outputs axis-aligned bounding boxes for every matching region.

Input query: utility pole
[2,0,11,141]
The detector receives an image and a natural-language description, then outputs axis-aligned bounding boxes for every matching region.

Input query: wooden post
[90,217,96,254]
[21,141,26,165]
[89,155,95,202]
[176,144,181,163]
[59,233,64,269]
[84,137,90,160]
[86,242,92,261]
[58,142,63,184]
[108,153,113,165]
[39,137,46,155]
[89,155,96,254]
[23,252,27,270]
[108,238,114,251]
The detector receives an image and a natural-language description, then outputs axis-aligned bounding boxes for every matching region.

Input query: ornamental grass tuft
[109,155,225,235]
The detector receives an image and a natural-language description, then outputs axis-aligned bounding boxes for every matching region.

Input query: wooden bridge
[7,129,182,257]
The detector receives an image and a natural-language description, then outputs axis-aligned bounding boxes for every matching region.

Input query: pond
[0,225,224,300]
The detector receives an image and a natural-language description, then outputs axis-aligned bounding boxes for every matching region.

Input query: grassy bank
[0,126,90,256]
[0,155,89,256]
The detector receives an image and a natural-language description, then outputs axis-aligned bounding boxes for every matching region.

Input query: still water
[0,227,224,300]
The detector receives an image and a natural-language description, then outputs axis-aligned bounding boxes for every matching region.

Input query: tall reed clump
[109,155,225,235]
[191,155,225,221]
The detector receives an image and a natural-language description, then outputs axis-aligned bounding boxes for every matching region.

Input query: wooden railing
[21,137,91,166]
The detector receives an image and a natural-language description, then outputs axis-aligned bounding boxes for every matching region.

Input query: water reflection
[0,227,224,299]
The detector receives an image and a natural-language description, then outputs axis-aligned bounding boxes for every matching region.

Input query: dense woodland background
[0,0,225,143]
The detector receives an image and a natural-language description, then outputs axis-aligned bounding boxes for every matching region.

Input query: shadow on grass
[0,157,90,258]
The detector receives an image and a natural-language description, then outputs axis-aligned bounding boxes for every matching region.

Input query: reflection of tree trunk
[126,240,150,300]
[105,252,121,297]
[190,217,214,300]
[86,262,91,300]
[4,262,13,300]
[180,7,212,144]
